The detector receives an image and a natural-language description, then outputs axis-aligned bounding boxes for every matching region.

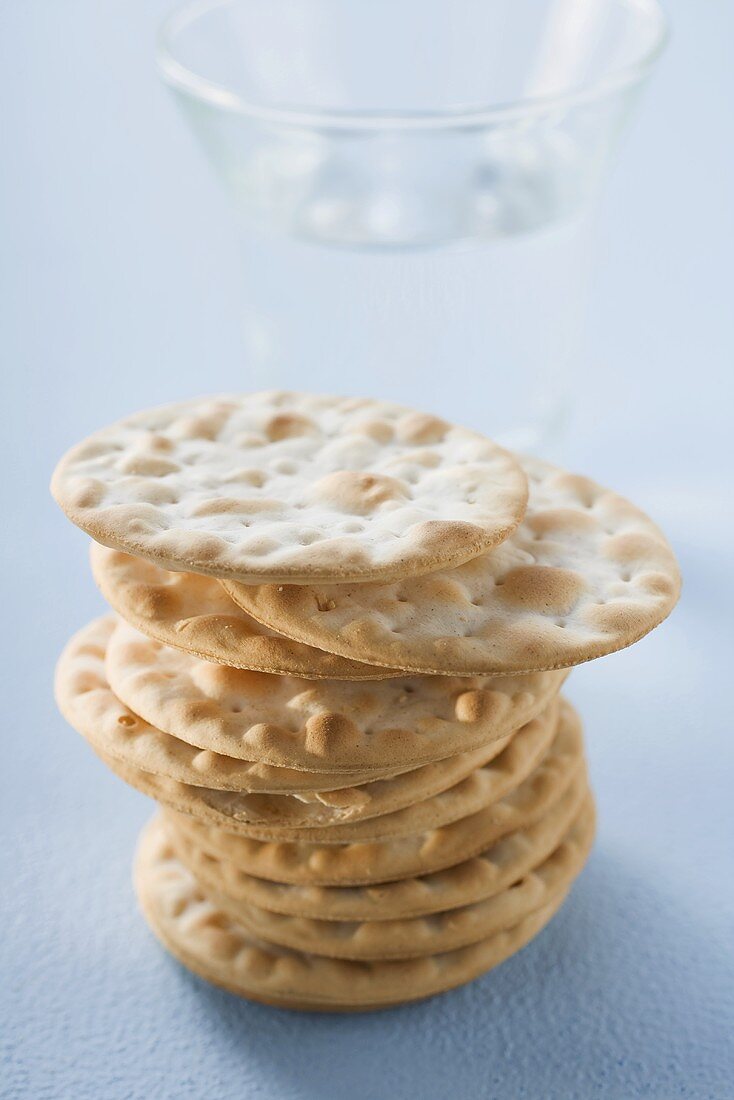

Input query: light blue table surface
[2,3,732,1098]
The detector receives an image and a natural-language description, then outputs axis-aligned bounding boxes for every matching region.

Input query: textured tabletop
[2,2,732,1098]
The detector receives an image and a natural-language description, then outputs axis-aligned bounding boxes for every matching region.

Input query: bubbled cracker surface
[169,772,588,921]
[52,392,528,584]
[99,726,519,832]
[135,816,568,1008]
[95,748,406,834]
[122,704,552,839]
[206,731,516,830]
[57,618,553,828]
[176,797,594,961]
[105,619,567,772]
[215,702,554,837]
[56,617,409,794]
[225,456,681,675]
[165,703,585,885]
[90,543,399,680]
[192,701,558,843]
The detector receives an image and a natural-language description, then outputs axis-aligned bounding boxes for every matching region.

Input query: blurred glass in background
[158,0,667,451]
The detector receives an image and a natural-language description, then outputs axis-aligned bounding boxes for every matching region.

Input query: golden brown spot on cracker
[145,433,175,453]
[174,415,223,441]
[304,713,356,756]
[353,419,394,444]
[640,572,677,597]
[604,531,661,564]
[498,566,587,615]
[527,508,597,538]
[412,520,484,556]
[307,471,410,516]
[178,535,226,563]
[558,473,599,508]
[398,412,448,445]
[454,689,492,723]
[264,413,316,441]
[223,469,265,488]
[403,448,442,468]
[190,498,257,517]
[118,456,179,478]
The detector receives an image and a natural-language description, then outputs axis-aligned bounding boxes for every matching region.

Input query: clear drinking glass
[158,0,667,451]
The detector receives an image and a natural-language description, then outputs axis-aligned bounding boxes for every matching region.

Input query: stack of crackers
[52,392,680,1011]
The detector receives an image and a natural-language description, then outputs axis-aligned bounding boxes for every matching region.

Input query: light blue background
[2,3,732,1098]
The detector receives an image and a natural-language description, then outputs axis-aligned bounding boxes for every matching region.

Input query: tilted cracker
[136,817,569,1010]
[60,618,555,828]
[165,700,585,885]
[105,619,567,772]
[170,769,589,921]
[173,796,594,961]
[52,392,529,585]
[91,543,399,680]
[109,702,552,840]
[189,700,559,842]
[203,727,515,829]
[225,456,681,676]
[56,618,411,793]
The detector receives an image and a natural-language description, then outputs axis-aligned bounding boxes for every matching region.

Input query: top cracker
[51,392,528,584]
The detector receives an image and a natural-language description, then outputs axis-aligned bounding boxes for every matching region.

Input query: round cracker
[225,456,681,676]
[165,704,585,885]
[106,701,555,836]
[90,543,399,680]
[105,618,567,773]
[173,797,594,960]
[135,817,570,1010]
[175,700,559,843]
[56,618,411,793]
[52,392,528,585]
[169,768,589,921]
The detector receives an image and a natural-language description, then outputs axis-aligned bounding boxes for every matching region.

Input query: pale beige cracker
[165,701,585,885]
[192,701,559,842]
[174,796,594,960]
[136,816,569,1010]
[106,701,553,835]
[59,617,554,828]
[52,391,528,585]
[171,771,589,922]
[56,617,411,794]
[105,619,567,772]
[91,543,399,680]
[198,724,515,829]
[225,456,681,676]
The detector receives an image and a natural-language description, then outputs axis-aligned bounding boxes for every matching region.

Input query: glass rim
[157,0,669,130]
